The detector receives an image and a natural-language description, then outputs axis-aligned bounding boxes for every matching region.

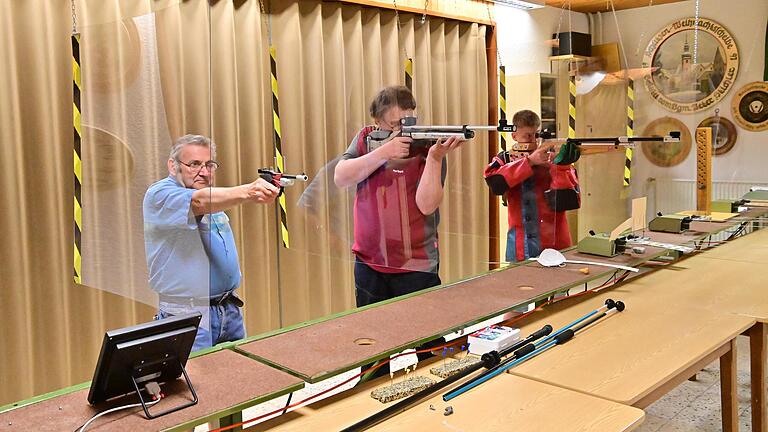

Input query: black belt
[158,290,243,308]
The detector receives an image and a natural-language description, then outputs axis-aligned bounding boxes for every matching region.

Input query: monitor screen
[87,312,201,405]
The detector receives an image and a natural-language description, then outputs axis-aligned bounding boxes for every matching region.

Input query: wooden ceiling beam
[543,0,688,14]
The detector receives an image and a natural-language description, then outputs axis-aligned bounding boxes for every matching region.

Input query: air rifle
[366,116,515,158]
[509,130,682,165]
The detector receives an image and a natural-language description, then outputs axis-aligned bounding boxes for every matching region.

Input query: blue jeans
[157,299,245,352]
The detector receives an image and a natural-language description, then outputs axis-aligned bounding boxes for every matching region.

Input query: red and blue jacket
[484,151,579,262]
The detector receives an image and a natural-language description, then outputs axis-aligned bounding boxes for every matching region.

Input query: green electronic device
[742,190,768,201]
[711,199,744,213]
[577,231,627,257]
[648,213,692,233]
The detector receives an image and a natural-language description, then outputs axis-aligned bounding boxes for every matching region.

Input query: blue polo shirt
[143,176,241,298]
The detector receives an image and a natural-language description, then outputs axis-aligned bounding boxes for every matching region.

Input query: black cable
[443,300,625,402]
[282,392,293,415]
[340,325,553,432]
[73,399,162,432]
[727,221,748,240]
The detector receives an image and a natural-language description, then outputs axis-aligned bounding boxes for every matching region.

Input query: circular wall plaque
[731,81,768,131]
[83,126,135,191]
[641,117,692,167]
[84,19,142,94]
[696,115,737,155]
[642,18,739,114]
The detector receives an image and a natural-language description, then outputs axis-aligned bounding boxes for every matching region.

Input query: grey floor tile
[634,413,668,432]
[657,417,716,432]
[740,409,753,431]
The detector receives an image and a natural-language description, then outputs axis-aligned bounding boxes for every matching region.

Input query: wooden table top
[615,256,768,322]
[698,227,768,265]
[251,359,644,432]
[508,291,755,405]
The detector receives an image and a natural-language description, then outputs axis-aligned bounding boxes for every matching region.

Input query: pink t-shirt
[342,127,445,273]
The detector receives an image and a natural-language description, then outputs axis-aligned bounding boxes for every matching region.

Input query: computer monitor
[87,312,202,419]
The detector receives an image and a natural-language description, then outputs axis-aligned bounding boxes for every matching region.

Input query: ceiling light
[493,0,545,10]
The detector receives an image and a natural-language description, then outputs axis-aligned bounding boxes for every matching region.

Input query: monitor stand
[130,359,198,419]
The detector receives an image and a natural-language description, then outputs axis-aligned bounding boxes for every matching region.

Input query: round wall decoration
[696,114,737,155]
[83,126,135,191]
[731,81,768,131]
[84,18,142,94]
[642,18,739,114]
[641,117,692,167]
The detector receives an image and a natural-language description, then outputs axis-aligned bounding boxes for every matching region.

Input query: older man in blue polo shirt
[143,134,279,351]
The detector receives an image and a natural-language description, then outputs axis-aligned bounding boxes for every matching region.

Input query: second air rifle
[366,116,515,158]
[514,130,682,165]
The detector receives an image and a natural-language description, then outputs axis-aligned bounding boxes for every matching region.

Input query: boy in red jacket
[484,110,580,262]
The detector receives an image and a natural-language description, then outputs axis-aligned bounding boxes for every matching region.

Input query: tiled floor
[636,335,761,432]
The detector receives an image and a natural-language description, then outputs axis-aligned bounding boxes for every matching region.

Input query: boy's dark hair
[512,109,541,129]
[369,86,416,120]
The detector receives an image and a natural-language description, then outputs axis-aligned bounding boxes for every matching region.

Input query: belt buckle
[216,291,232,306]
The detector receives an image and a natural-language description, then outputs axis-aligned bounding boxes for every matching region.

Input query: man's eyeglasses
[178,160,220,171]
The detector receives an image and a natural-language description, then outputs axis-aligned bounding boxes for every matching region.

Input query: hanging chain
[258,0,273,46]
[693,0,700,65]
[567,1,579,78]
[393,0,409,58]
[554,0,569,44]
[486,1,501,67]
[634,0,655,55]
[608,0,629,77]
[71,0,78,35]
[421,0,429,25]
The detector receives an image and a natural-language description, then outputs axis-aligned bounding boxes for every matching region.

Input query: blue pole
[443,300,624,402]
[444,338,559,401]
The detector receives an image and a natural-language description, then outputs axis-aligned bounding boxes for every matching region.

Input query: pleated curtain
[0,0,490,405]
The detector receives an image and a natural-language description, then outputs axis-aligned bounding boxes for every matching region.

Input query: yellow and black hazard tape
[270,46,290,248]
[73,34,82,284]
[624,79,634,187]
[568,75,576,139]
[499,65,508,206]
[499,65,507,152]
[405,58,413,91]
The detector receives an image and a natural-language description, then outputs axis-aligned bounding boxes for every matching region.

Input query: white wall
[493,1,767,235]
[496,5,589,75]
[596,0,768,188]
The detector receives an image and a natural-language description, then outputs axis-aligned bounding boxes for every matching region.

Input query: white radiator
[647,178,768,215]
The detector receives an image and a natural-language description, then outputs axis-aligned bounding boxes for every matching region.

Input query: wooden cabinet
[505,72,558,135]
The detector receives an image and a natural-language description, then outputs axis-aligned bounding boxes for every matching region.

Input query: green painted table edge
[2,209,763,426]
[0,347,305,432]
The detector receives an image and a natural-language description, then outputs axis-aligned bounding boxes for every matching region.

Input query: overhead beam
[544,0,688,14]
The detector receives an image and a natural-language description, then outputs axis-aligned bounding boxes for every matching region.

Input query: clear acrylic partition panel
[246,4,500,330]
[78,3,213,349]
[76,0,768,351]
